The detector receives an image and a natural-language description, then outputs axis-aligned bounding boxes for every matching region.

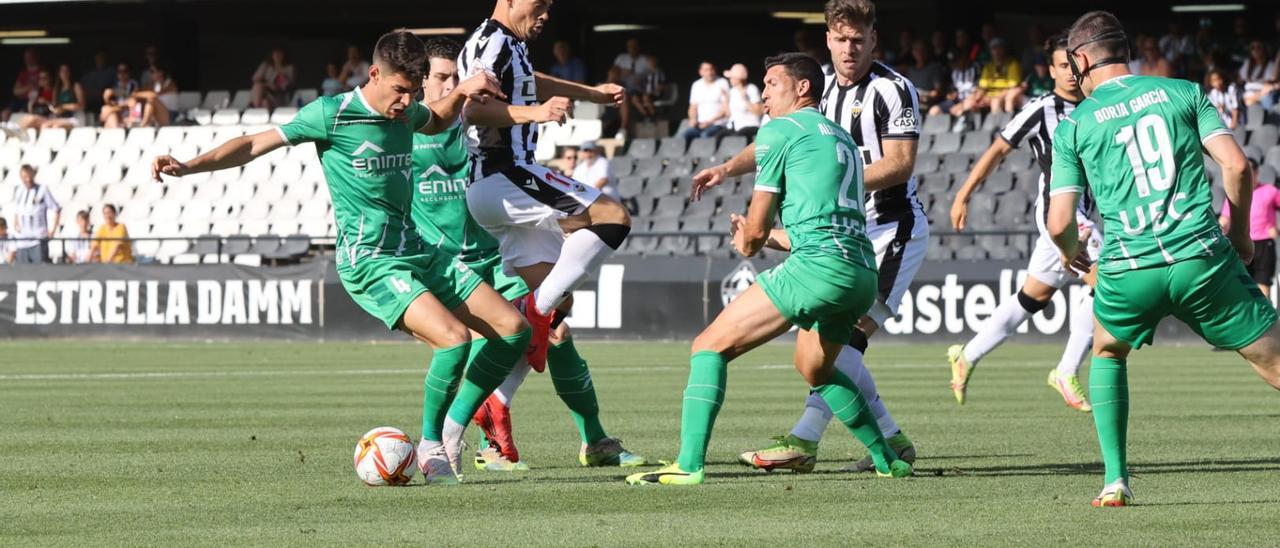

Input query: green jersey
[410,121,499,263]
[753,107,876,269]
[278,88,433,269]
[1050,75,1232,273]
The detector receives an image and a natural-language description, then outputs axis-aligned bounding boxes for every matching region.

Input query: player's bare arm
[465,95,570,127]
[1047,190,1091,274]
[951,138,1014,230]
[691,144,755,200]
[151,129,286,181]
[422,72,505,135]
[729,213,790,251]
[863,139,917,192]
[733,190,777,257]
[533,71,624,105]
[1205,133,1255,264]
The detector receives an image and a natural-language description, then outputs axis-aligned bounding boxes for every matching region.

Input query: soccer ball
[353,427,417,486]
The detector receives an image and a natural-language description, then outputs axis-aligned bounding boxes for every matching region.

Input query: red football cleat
[519,293,553,373]
[472,394,519,462]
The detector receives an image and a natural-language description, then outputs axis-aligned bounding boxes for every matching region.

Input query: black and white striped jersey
[459,19,538,178]
[820,61,925,225]
[999,91,1095,236]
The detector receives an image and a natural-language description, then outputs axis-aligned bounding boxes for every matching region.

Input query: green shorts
[463,253,530,302]
[756,254,878,345]
[338,252,483,331]
[1095,251,1278,350]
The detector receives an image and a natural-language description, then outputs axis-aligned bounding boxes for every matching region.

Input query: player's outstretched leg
[1049,291,1094,412]
[627,284,791,486]
[1089,324,1132,507]
[1237,323,1280,391]
[472,357,531,472]
[949,283,1053,404]
[547,327,647,467]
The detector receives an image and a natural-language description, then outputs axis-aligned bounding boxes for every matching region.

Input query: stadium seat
[201,90,231,110]
[248,234,282,256]
[715,136,748,158]
[96,128,126,149]
[627,138,657,158]
[233,254,262,267]
[921,114,951,135]
[634,157,664,177]
[658,137,687,159]
[65,127,97,149]
[20,145,52,168]
[240,220,270,237]
[610,156,635,178]
[240,108,270,125]
[229,90,253,111]
[1259,165,1277,185]
[1246,105,1266,130]
[182,126,215,149]
[240,201,271,222]
[1266,146,1280,171]
[1250,126,1279,149]
[35,127,66,150]
[940,153,971,174]
[266,235,311,261]
[931,133,961,154]
[297,199,329,222]
[961,133,991,154]
[299,220,329,238]
[650,195,687,219]
[687,137,718,160]
[177,91,201,112]
[211,219,241,236]
[211,109,242,125]
[662,157,695,177]
[282,181,316,202]
[569,120,603,144]
[981,111,1011,133]
[188,109,214,126]
[617,176,645,199]
[292,88,318,106]
[270,107,298,125]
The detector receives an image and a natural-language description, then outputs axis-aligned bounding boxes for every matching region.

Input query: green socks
[446,329,532,426]
[1090,356,1129,484]
[421,342,470,442]
[548,336,608,444]
[675,351,728,472]
[815,370,895,471]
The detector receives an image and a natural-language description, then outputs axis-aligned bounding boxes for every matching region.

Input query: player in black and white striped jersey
[947,35,1101,411]
[693,0,920,473]
[460,0,633,372]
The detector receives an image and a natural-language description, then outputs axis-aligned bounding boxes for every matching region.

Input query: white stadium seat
[65,127,97,149]
[240,201,271,222]
[154,126,186,149]
[133,181,167,205]
[170,143,198,162]
[150,199,183,223]
[229,89,253,110]
[35,127,66,150]
[292,88,318,105]
[269,199,300,222]
[210,165,242,185]
[96,128,126,149]
[20,145,52,168]
[569,120,603,145]
[299,163,325,185]
[166,179,197,202]
[283,181,316,202]
[189,109,213,126]
[271,221,300,236]
[193,180,226,202]
[90,162,125,186]
[211,219,241,236]
[124,127,155,149]
[212,127,245,144]
[71,183,104,204]
[239,220,269,237]
[181,199,214,225]
[211,109,241,125]
[82,146,114,169]
[182,126,215,149]
[270,107,298,125]
[297,198,329,222]
[262,144,288,166]
[50,148,82,171]
[201,90,230,110]
[101,182,136,206]
[299,220,329,238]
[240,108,270,125]
[240,160,272,184]
[221,180,255,205]
[61,163,94,187]
[210,200,241,221]
[270,160,302,186]
[112,145,143,167]
[177,91,202,112]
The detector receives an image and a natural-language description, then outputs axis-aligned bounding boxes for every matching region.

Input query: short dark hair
[19,164,34,174]
[1067,11,1128,59]
[103,204,118,214]
[0,217,6,229]
[373,30,428,82]
[423,37,461,64]
[1045,33,1069,59]
[825,0,876,29]
[764,53,825,103]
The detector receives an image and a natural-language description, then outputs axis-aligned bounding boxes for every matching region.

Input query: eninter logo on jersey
[351,140,412,181]
[417,164,467,202]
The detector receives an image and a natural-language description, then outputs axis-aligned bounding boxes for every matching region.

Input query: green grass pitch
[2,340,1279,546]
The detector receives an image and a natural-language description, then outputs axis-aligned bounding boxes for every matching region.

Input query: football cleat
[474,444,530,472]
[625,462,705,486]
[875,459,914,478]
[472,394,520,462]
[948,344,974,405]
[844,431,917,473]
[580,437,648,467]
[1048,370,1093,412]
[518,293,553,373]
[1092,479,1133,507]
[416,439,460,486]
[738,434,818,473]
[442,426,466,478]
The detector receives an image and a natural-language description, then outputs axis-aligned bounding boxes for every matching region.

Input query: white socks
[789,346,899,442]
[1057,292,1095,376]
[534,229,614,315]
[493,359,533,406]
[963,295,1033,367]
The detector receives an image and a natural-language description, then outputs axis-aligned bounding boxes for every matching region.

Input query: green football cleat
[1047,370,1092,412]
[625,462,705,486]
[875,459,913,478]
[948,344,974,405]
[474,445,530,472]
[580,437,648,467]
[738,434,819,473]
[1092,479,1133,507]
[843,431,917,472]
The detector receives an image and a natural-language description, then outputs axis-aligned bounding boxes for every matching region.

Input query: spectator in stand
[339,45,370,91]
[724,63,762,138]
[890,28,915,68]
[80,51,114,114]
[1130,36,1173,78]
[1020,24,1045,73]
[979,37,1022,114]
[65,210,93,264]
[630,54,665,121]
[1229,16,1252,66]
[1220,159,1280,299]
[1159,21,1196,74]
[251,47,295,109]
[572,141,617,199]
[321,62,342,97]
[1206,68,1241,131]
[1021,54,1054,98]
[1240,40,1278,107]
[139,45,162,88]
[4,49,42,122]
[99,63,138,128]
[557,146,578,177]
[682,61,729,142]
[905,39,947,110]
[18,64,85,131]
[91,204,132,264]
[12,165,61,264]
[930,53,981,125]
[952,28,979,64]
[26,69,55,118]
[550,40,586,84]
[130,65,178,127]
[930,29,949,63]
[611,38,652,93]
[975,22,997,66]
[0,218,13,265]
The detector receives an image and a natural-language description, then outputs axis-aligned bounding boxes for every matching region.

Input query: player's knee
[794,362,831,387]
[1017,290,1050,313]
[585,222,631,250]
[493,309,531,338]
[435,325,473,349]
[588,196,632,227]
[691,331,730,357]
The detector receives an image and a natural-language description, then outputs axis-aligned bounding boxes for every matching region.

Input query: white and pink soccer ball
[353,427,417,486]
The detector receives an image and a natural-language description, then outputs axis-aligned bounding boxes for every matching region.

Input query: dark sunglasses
[1066,30,1128,86]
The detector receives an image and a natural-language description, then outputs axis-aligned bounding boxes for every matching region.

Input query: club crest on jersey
[849,100,863,118]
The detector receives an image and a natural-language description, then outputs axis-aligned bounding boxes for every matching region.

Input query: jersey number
[1114,114,1176,198]
[835,143,865,210]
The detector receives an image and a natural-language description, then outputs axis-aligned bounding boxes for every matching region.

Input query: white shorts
[1027,227,1103,288]
[866,213,930,326]
[466,163,602,272]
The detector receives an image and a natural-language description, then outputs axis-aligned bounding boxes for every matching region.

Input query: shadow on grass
[911,457,1280,478]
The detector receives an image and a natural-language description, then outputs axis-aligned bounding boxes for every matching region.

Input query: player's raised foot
[1047,370,1092,412]
[580,437,647,467]
[474,444,530,472]
[738,434,818,473]
[472,395,521,462]
[875,459,913,479]
[843,431,917,473]
[624,462,705,486]
[948,344,974,405]
[416,439,460,486]
[1091,479,1134,507]
[517,293,553,372]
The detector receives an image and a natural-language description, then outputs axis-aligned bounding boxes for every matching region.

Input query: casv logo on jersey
[351,140,412,181]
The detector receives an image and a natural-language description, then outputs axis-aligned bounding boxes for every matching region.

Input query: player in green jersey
[626,53,911,486]
[1049,11,1280,507]
[151,31,526,486]
[411,38,644,472]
